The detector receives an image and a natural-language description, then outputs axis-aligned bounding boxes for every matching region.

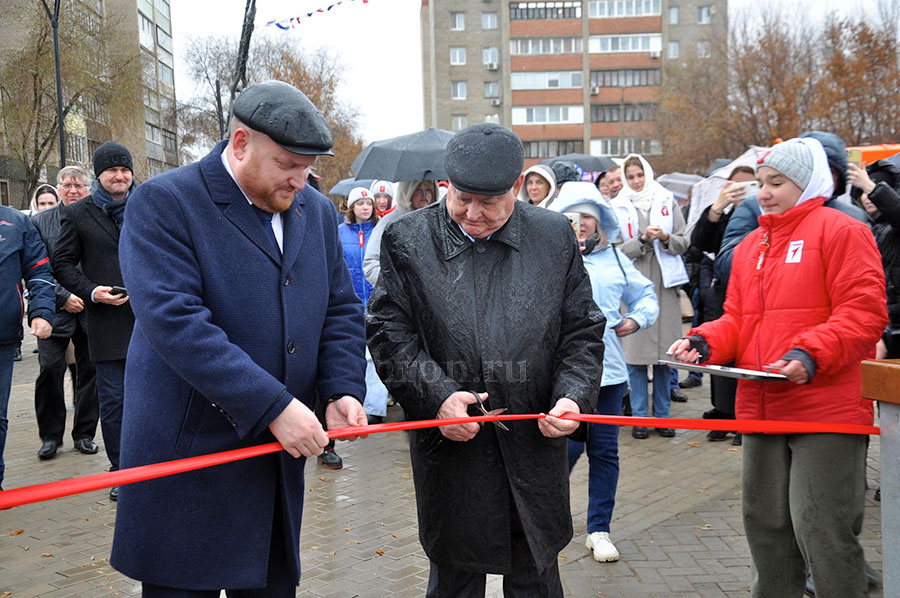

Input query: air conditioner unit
[649,50,661,58]
[590,85,601,95]
[490,98,502,107]
[486,61,499,71]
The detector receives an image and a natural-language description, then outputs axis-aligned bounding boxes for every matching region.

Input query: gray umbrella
[351,128,454,181]
[329,177,375,196]
[541,153,616,173]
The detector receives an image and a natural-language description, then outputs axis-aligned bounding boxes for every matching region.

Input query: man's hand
[876,338,888,360]
[93,286,129,306]
[768,359,809,385]
[667,338,700,363]
[847,163,876,195]
[615,317,639,337]
[268,398,329,458]
[325,396,368,441]
[437,391,483,442]
[30,317,52,340]
[63,294,84,313]
[538,398,580,438]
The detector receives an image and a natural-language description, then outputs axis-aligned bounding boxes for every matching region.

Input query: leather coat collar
[437,199,521,260]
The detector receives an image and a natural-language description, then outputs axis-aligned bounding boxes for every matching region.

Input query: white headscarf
[620,154,667,213]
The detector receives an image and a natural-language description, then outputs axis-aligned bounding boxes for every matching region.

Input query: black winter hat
[444,123,524,196]
[551,161,581,187]
[799,131,846,197]
[92,141,133,177]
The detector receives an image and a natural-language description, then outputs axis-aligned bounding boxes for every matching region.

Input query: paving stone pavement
[0,333,884,597]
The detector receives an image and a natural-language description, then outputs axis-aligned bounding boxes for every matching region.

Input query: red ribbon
[0,413,878,510]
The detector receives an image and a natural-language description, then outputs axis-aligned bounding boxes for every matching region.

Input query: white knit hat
[347,187,374,209]
[756,139,813,190]
[369,180,394,198]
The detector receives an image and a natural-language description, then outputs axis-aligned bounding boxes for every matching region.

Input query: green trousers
[742,433,869,598]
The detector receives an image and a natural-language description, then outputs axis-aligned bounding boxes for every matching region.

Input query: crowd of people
[0,78,896,598]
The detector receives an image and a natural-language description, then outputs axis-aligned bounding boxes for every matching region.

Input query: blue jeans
[627,364,671,419]
[568,382,627,534]
[0,342,17,488]
[94,359,125,471]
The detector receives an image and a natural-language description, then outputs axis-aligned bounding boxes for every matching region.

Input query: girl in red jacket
[669,137,887,598]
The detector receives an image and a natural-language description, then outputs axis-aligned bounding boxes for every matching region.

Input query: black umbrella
[351,128,454,181]
[328,177,375,196]
[541,153,616,173]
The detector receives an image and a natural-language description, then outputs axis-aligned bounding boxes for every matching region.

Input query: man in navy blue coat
[111,81,367,596]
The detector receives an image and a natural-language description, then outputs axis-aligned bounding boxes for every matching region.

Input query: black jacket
[32,204,87,339]
[864,182,900,331]
[52,197,134,361]
[366,200,605,573]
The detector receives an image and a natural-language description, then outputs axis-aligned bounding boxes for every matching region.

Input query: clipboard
[659,359,789,381]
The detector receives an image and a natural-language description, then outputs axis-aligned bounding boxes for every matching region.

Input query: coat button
[284,277,292,286]
[475,244,486,254]
[287,342,296,354]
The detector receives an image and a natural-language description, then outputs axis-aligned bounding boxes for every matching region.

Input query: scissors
[470,391,510,432]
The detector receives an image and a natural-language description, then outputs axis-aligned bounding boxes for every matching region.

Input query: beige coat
[618,205,689,365]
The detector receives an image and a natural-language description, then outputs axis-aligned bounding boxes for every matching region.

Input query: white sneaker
[585,531,619,562]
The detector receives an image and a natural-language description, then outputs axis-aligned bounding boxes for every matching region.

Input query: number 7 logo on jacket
[785,240,804,263]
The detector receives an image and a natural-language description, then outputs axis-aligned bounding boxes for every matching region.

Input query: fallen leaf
[82,517,89,522]
[728,448,739,452]
[329,551,336,556]
[687,441,700,448]
[375,549,385,556]
[694,524,712,530]
[319,477,326,481]
[40,552,54,557]
[23,546,29,551]
[9,529,24,536]
[1,591,12,597]
[344,527,351,532]
[391,534,398,539]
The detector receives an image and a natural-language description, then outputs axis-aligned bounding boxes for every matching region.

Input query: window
[158,47,174,67]
[450,12,465,30]
[511,105,584,125]
[590,69,661,87]
[138,13,154,49]
[509,2,582,20]
[510,37,583,55]
[668,41,679,59]
[68,134,88,164]
[154,0,170,19]
[590,103,658,123]
[0,180,8,206]
[589,137,661,156]
[589,34,662,54]
[588,0,661,18]
[163,129,177,151]
[483,46,499,64]
[484,114,500,124]
[141,50,157,90]
[484,81,500,98]
[522,139,583,159]
[146,122,162,144]
[451,115,468,131]
[482,12,498,29]
[669,6,679,24]
[158,62,174,86]
[148,158,165,177]
[511,71,583,90]
[590,104,619,123]
[451,81,467,100]
[138,0,153,16]
[157,26,173,52]
[697,40,711,58]
[450,47,467,65]
[698,6,711,23]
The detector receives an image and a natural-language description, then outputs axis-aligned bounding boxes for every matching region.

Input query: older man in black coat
[367,123,606,597]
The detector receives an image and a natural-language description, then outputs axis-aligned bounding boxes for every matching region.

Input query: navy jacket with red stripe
[0,205,55,343]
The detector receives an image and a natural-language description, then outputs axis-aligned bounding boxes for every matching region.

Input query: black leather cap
[232,80,334,156]
[444,123,524,196]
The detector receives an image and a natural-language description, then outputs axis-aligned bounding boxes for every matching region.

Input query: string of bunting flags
[265,0,371,30]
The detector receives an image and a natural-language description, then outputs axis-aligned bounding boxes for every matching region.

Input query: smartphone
[734,181,759,200]
[565,212,581,240]
[110,286,127,296]
[847,148,863,166]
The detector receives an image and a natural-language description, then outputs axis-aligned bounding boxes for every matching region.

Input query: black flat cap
[233,80,334,156]
[444,123,524,196]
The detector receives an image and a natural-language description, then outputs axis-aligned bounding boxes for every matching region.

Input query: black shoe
[670,388,688,403]
[707,430,729,442]
[74,438,99,455]
[631,426,649,439]
[317,447,343,470]
[656,428,675,438]
[865,562,883,588]
[367,414,384,425]
[679,376,702,389]
[622,393,632,417]
[874,486,881,501]
[109,486,119,501]
[13,345,22,362]
[38,439,58,460]
[731,433,742,446]
[702,408,726,419]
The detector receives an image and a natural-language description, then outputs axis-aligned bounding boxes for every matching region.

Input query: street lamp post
[40,0,66,167]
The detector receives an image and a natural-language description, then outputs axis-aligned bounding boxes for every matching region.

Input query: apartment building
[421,0,727,166]
[0,0,178,208]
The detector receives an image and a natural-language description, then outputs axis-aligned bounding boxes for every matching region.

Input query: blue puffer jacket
[339,220,376,304]
[0,206,55,343]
